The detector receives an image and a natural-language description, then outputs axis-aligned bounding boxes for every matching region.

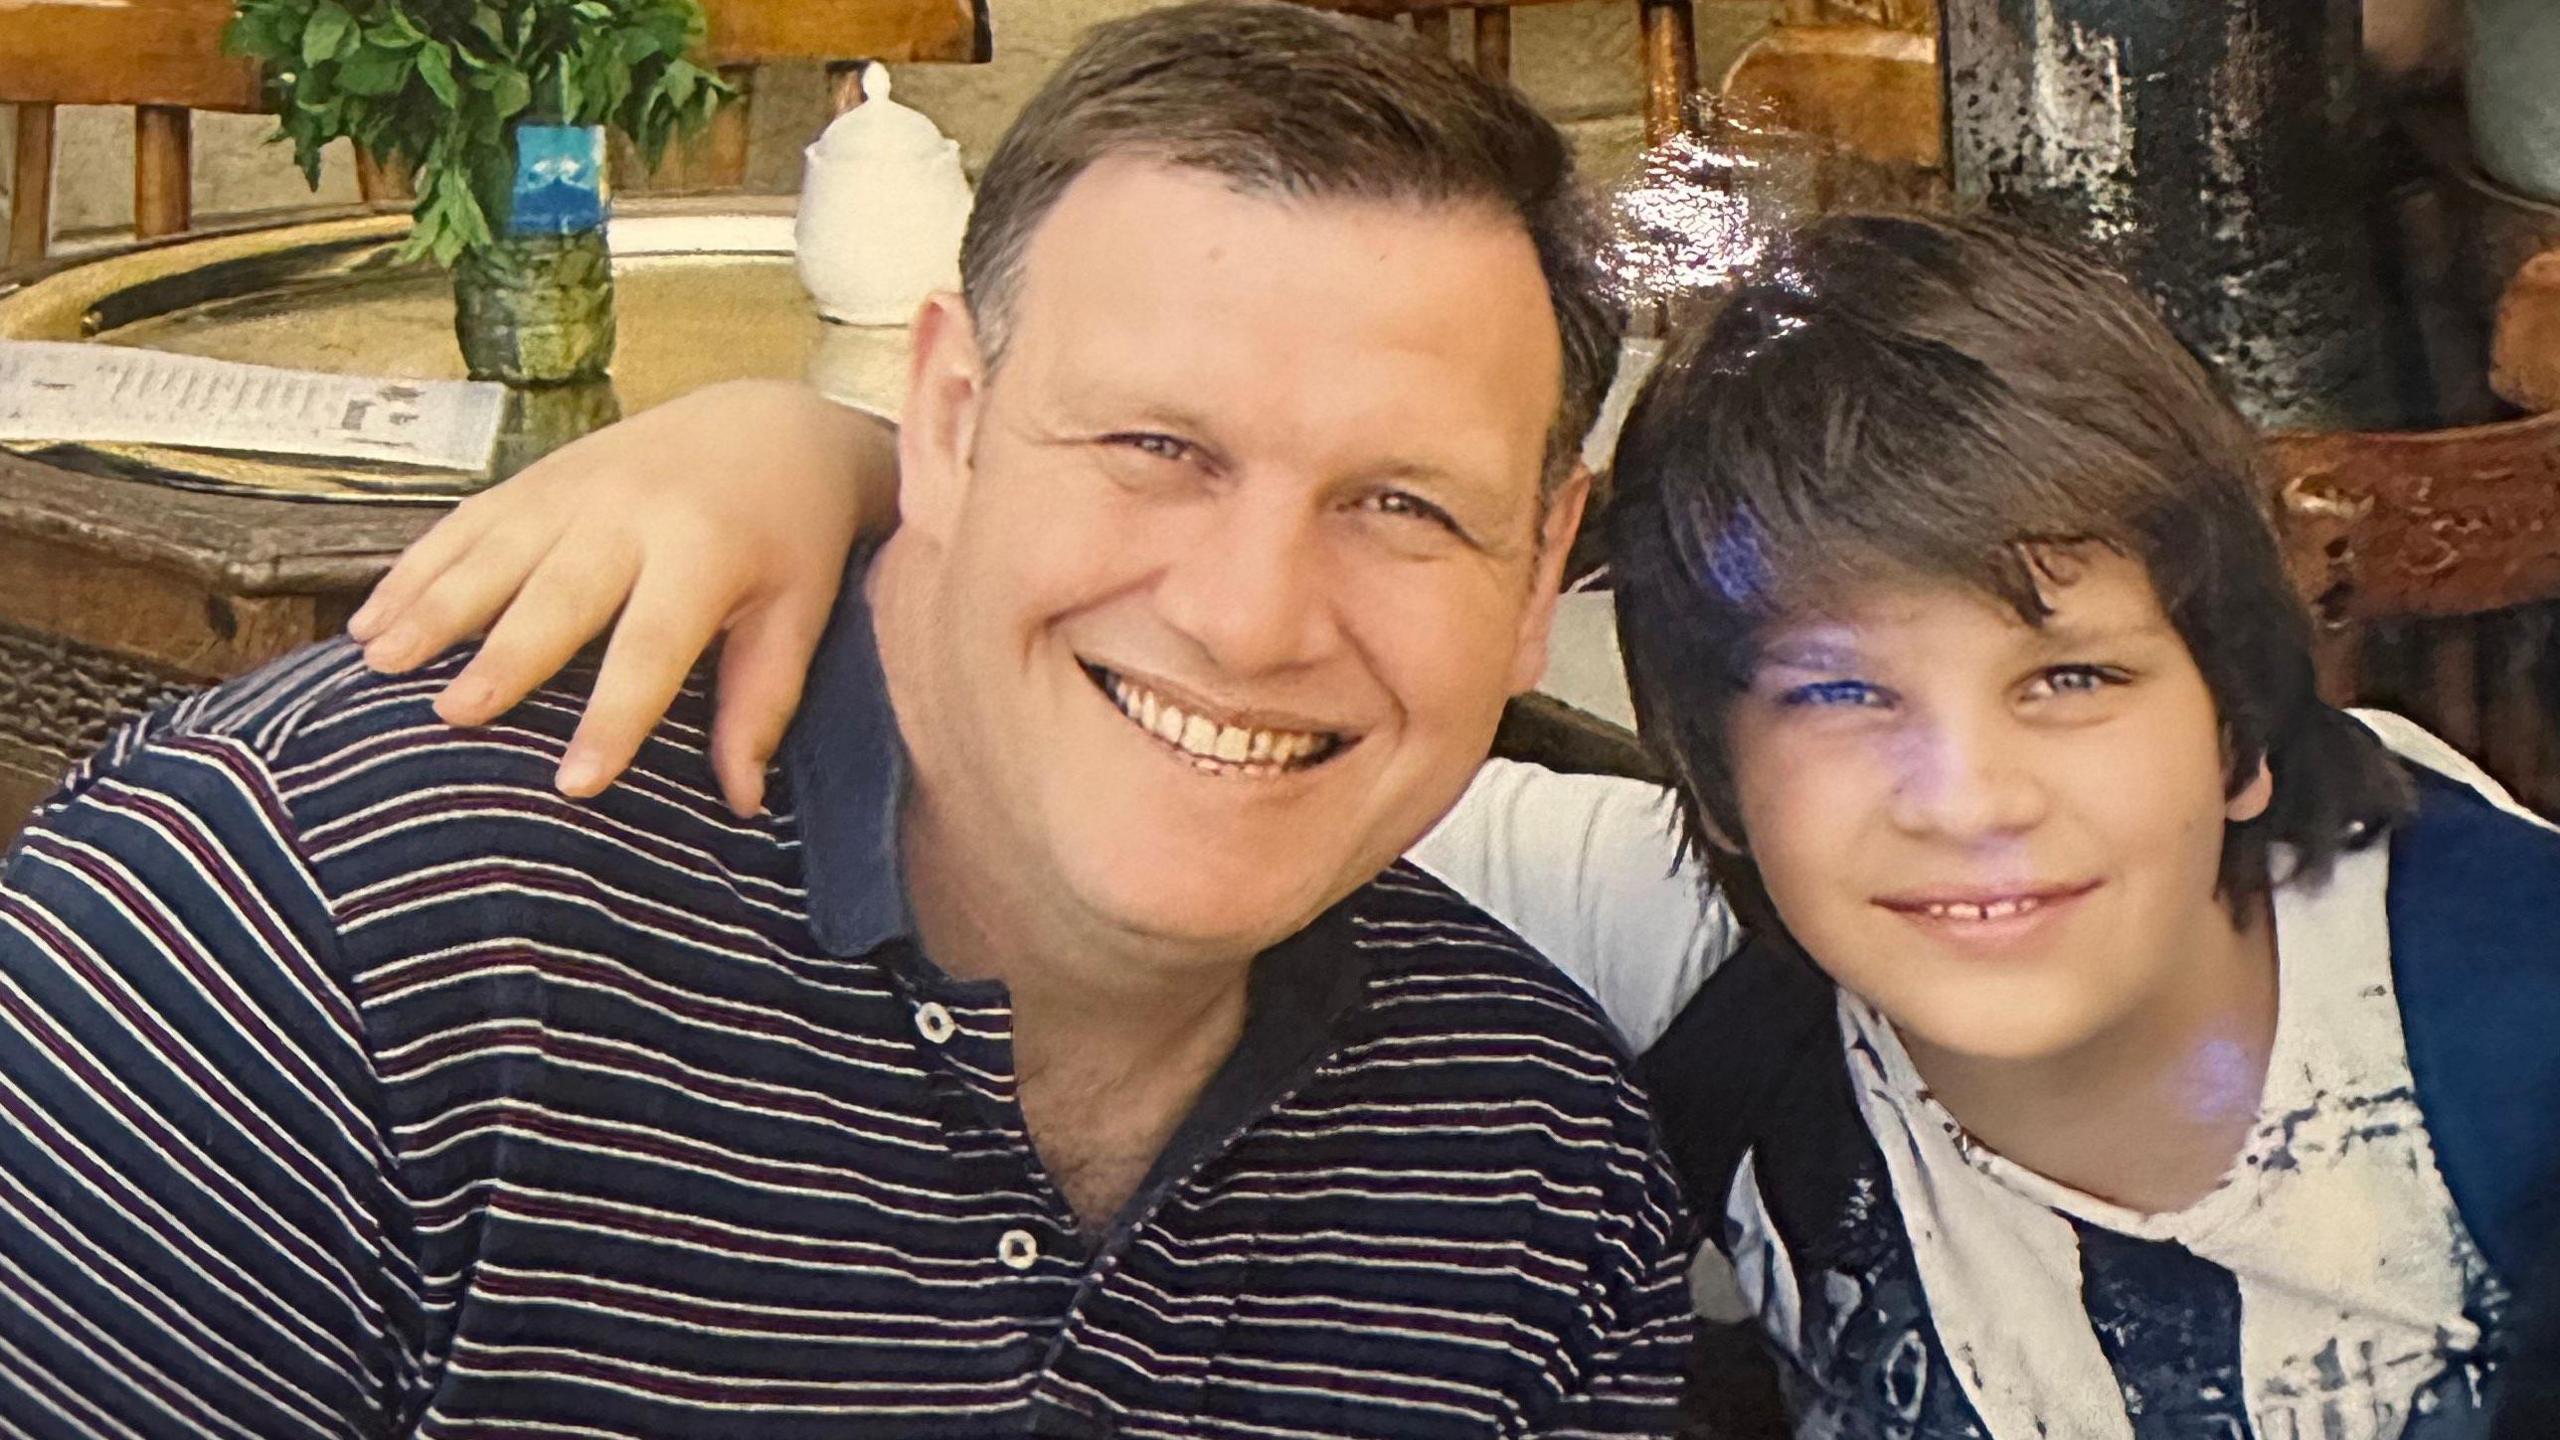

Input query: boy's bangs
[1651,388,2166,658]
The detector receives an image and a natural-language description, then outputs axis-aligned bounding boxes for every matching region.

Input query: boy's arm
[0,733,414,1433]
[351,379,897,816]
[1412,759,1740,1050]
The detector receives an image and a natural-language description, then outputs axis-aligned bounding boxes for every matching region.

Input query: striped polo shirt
[0,582,1696,1438]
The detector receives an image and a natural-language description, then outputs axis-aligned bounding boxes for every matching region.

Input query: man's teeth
[1921,897,2044,921]
[1103,673,1333,770]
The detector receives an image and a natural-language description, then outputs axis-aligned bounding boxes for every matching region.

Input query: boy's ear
[2225,753,2274,825]
[1505,467,1595,696]
[896,291,984,543]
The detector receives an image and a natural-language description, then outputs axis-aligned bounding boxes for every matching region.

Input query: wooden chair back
[1290,1,1704,147]
[633,0,988,194]
[0,0,265,268]
[2,0,988,262]
[2273,411,2560,814]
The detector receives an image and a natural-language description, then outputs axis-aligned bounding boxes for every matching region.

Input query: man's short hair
[1606,211,2412,930]
[958,0,1621,495]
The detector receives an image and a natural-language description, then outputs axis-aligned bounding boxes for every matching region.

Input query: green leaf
[488,69,533,121]
[660,58,699,105]
[301,2,354,68]
[337,44,410,97]
[472,4,508,48]
[417,40,459,107]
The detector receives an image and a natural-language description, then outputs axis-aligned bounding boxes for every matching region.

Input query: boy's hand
[346,379,897,817]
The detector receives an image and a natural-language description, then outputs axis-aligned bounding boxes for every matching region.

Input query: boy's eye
[1777,679,1891,710]
[2025,664,2131,700]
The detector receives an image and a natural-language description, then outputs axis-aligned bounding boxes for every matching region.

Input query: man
[0,7,1696,1435]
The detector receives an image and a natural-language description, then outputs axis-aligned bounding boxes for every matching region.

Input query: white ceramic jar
[794,63,975,325]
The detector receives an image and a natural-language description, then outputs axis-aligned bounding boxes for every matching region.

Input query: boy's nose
[1884,715,2049,841]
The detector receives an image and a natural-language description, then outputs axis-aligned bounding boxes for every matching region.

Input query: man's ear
[1505,467,1595,696]
[897,291,985,543]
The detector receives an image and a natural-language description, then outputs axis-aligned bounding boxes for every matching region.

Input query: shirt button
[914,1002,956,1044]
[998,1229,1040,1270]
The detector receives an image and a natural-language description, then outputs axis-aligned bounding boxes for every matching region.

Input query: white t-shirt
[1407,710,2541,1440]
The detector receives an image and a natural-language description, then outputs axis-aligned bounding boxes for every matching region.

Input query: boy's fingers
[553,575,732,799]
[348,497,500,642]
[707,593,835,817]
[433,544,640,727]
[358,523,561,673]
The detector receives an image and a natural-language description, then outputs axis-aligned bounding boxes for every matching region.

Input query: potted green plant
[226,0,733,384]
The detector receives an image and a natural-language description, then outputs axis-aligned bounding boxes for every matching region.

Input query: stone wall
[0,1,1780,247]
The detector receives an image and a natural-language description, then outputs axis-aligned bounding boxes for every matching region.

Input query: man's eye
[1778,679,1889,710]
[1109,433,1197,464]
[1366,490,1461,533]
[2027,664,2130,699]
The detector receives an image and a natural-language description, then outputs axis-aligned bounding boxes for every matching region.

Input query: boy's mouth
[1082,662,1349,777]
[1875,880,2101,925]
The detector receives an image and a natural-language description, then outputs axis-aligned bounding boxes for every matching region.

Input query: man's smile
[1082,661,1353,777]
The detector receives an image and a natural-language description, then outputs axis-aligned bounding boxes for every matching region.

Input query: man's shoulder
[1345,859,1643,1061]
[1329,862,1676,1186]
[52,639,732,855]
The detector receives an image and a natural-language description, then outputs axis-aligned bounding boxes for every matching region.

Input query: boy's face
[1719,548,2273,1067]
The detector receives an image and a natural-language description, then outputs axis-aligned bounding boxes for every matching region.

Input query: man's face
[892,158,1583,964]
[1716,549,2271,1067]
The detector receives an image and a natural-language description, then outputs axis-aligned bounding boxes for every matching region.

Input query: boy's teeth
[1097,668,1334,772]
[1923,897,2042,921]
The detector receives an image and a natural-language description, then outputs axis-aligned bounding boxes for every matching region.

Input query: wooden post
[827,59,871,117]
[1411,6,1453,55]
[1639,0,1700,145]
[704,64,758,190]
[353,146,416,209]
[1472,7,1512,80]
[2424,622,2482,756]
[7,103,55,268]
[132,104,192,239]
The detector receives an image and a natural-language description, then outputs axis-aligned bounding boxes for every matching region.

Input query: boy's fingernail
[361,629,411,671]
[437,678,493,722]
[557,754,602,796]
[345,602,382,640]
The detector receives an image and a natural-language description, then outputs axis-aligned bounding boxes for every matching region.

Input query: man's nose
[1150,491,1338,676]
[1883,711,2049,841]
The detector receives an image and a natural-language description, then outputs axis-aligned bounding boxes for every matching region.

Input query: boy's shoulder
[2353,711,2560,1300]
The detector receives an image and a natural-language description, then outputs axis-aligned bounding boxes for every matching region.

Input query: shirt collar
[775,548,1377,1052]
[778,552,914,957]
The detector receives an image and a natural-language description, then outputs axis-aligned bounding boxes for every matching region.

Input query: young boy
[348,213,2560,1438]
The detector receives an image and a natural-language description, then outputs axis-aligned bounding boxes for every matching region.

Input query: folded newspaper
[0,341,506,472]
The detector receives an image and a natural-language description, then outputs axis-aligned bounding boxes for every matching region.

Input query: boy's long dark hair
[1607,211,2412,931]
